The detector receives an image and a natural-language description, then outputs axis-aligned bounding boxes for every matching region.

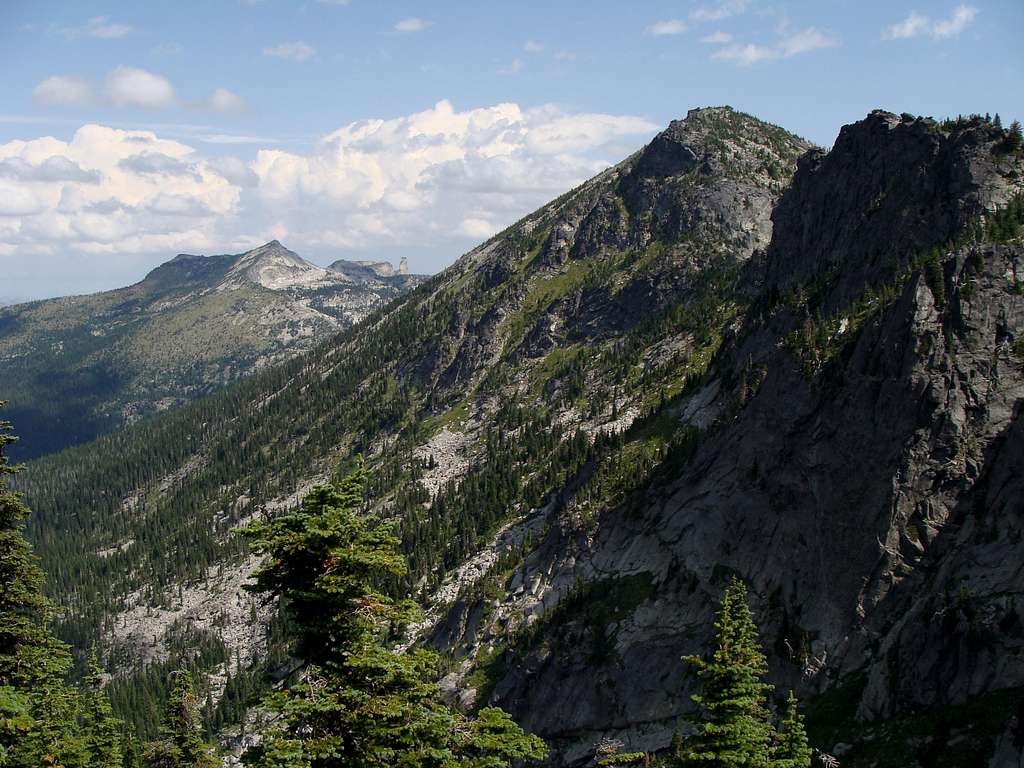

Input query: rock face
[0,241,425,459]
[328,257,412,281]
[18,109,1024,766]
[455,113,1024,765]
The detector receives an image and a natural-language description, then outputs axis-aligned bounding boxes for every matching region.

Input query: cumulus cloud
[118,152,199,179]
[395,18,430,33]
[712,27,838,65]
[883,5,978,40]
[647,19,687,36]
[0,124,237,259]
[262,41,317,61]
[524,39,544,52]
[105,66,176,109]
[0,101,658,278]
[33,75,94,106]
[0,156,101,184]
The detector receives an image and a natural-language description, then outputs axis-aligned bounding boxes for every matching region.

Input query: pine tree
[80,651,125,768]
[772,691,811,768]
[240,465,547,767]
[0,403,84,767]
[142,671,217,768]
[675,577,775,768]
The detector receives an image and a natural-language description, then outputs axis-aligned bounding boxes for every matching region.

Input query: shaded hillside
[0,241,423,459]
[16,108,1024,765]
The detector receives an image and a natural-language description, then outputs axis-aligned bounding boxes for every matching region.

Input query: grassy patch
[502,260,595,355]
[419,397,472,438]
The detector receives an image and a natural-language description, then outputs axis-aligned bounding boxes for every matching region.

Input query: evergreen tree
[240,465,547,767]
[123,730,144,768]
[1005,120,1023,153]
[142,671,217,768]
[80,651,125,768]
[772,692,811,768]
[675,577,775,768]
[0,403,83,767]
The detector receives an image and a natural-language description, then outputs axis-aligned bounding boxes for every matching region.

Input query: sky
[0,0,1021,302]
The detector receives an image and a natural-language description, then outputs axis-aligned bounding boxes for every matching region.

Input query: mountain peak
[224,241,332,290]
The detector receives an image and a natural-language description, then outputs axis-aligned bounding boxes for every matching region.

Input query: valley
[12,106,1024,766]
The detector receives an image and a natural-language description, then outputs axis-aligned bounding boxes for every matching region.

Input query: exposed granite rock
[435,113,1024,765]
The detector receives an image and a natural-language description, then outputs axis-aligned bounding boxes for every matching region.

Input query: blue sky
[0,0,1021,301]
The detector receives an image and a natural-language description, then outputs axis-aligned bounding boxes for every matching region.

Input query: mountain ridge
[0,241,425,459]
[16,107,1024,765]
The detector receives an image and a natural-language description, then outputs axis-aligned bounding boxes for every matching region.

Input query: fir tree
[675,577,775,768]
[240,465,547,767]
[772,692,811,768]
[0,403,83,767]
[80,651,125,768]
[142,671,217,768]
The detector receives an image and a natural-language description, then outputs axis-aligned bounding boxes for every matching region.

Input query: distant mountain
[0,240,424,459]
[329,255,410,280]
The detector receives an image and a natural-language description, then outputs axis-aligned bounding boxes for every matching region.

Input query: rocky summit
[15,107,1024,767]
[0,241,424,459]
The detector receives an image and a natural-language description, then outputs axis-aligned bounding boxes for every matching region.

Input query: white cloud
[932,4,978,38]
[712,27,838,65]
[60,16,133,39]
[777,28,839,57]
[262,41,317,61]
[883,5,977,40]
[0,124,237,258]
[524,39,544,52]
[202,88,247,113]
[713,43,778,65]
[690,0,748,22]
[33,75,94,106]
[700,31,732,44]
[458,218,496,239]
[0,101,658,279]
[105,66,176,109]
[395,18,430,33]
[883,12,930,39]
[647,19,687,36]
[0,156,101,184]
[498,58,523,75]
[554,51,577,61]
